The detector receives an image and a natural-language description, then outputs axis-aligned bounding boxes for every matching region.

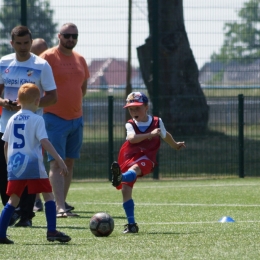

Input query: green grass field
[1,178,260,259]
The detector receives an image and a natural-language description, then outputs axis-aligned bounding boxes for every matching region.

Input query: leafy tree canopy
[0,0,57,56]
[211,0,260,64]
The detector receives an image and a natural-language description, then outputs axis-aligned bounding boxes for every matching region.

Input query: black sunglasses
[60,33,78,39]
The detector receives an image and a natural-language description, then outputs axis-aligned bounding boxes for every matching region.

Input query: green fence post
[238,94,244,178]
[108,96,114,181]
[152,0,159,179]
[21,0,27,26]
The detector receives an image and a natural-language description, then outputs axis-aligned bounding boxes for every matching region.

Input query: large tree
[137,0,208,135]
[0,0,57,56]
[211,0,260,64]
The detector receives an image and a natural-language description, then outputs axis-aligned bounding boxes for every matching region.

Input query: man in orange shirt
[41,23,90,217]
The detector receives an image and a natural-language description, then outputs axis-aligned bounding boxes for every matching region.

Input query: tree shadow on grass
[29,225,87,232]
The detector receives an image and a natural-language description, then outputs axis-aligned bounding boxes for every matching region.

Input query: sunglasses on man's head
[60,33,78,39]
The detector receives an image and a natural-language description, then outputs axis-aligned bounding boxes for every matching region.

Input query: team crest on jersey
[8,152,29,178]
[27,69,34,76]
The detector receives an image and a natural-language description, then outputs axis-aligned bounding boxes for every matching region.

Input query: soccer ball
[89,212,114,237]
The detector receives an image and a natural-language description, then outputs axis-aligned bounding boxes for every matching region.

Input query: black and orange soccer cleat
[123,223,139,234]
[111,161,122,187]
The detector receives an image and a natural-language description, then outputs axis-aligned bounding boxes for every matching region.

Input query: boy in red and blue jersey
[111,92,186,233]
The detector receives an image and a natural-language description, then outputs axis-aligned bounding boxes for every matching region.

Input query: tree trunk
[137,0,209,135]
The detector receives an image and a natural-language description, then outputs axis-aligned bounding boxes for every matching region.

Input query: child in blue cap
[111,92,186,233]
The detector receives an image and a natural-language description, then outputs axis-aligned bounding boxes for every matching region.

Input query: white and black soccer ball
[89,212,114,237]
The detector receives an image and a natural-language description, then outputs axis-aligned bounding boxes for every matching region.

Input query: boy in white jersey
[0,25,57,227]
[0,83,71,244]
[111,92,186,233]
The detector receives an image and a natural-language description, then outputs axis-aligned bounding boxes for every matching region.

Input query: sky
[0,0,248,69]
[49,0,247,69]
[183,0,246,69]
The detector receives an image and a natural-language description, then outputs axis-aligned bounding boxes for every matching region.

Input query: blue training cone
[218,216,235,223]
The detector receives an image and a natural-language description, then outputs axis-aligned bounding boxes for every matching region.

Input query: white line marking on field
[78,202,260,207]
[137,183,260,189]
[136,203,260,207]
[69,183,260,191]
[123,220,260,225]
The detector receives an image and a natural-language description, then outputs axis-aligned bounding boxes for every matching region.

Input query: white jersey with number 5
[2,109,48,180]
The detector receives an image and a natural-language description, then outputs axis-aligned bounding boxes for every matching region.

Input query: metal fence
[77,93,260,180]
[0,1,259,180]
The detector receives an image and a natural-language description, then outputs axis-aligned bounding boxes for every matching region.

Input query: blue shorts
[43,113,83,161]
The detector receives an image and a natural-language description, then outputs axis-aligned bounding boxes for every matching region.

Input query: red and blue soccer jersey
[118,116,162,172]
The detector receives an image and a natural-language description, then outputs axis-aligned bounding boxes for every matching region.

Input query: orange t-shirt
[41,47,90,120]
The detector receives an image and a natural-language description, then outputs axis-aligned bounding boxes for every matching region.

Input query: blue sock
[45,200,56,232]
[123,199,135,224]
[122,170,136,182]
[0,203,15,238]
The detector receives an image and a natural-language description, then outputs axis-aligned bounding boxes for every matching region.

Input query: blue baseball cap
[123,92,149,108]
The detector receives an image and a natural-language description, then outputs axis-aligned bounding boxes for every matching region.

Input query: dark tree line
[0,0,57,56]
